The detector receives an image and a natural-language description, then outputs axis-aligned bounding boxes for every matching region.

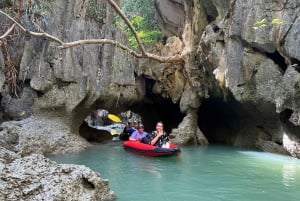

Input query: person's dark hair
[156,121,164,126]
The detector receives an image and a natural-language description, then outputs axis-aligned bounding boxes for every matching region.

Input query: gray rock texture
[0,152,115,201]
[1,0,300,199]
[0,0,299,157]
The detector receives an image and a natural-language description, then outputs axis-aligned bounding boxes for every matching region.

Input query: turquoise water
[48,141,300,201]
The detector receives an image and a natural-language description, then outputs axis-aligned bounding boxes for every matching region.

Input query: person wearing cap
[129,124,147,141]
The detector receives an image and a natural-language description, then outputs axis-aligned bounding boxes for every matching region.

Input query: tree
[117,0,162,48]
[0,0,185,63]
[121,0,157,30]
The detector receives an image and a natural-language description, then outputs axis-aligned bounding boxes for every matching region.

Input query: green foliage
[139,30,161,45]
[271,18,284,25]
[116,0,162,48]
[253,18,285,30]
[3,0,13,7]
[131,16,143,28]
[87,0,105,24]
[125,16,162,48]
[121,0,156,30]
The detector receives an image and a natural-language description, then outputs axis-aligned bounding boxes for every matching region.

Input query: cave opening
[291,58,300,73]
[198,98,247,145]
[202,1,218,23]
[78,98,184,142]
[79,77,185,142]
[130,97,184,134]
[132,77,185,133]
[266,50,287,72]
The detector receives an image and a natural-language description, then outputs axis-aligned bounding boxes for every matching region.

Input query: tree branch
[0,23,16,39]
[0,2,184,64]
[61,39,184,63]
[0,10,64,45]
[0,10,25,32]
[106,0,146,55]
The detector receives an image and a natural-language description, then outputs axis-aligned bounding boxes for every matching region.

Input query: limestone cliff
[0,0,299,160]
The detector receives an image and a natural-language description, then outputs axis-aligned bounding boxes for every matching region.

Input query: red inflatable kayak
[123,141,181,157]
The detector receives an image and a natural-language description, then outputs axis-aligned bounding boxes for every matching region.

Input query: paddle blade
[108,114,122,123]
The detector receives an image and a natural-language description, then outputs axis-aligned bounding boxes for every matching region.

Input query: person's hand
[157,132,164,137]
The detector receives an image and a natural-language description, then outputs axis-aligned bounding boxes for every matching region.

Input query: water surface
[49,141,300,201]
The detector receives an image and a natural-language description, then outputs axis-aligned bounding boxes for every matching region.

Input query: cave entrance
[130,98,185,134]
[79,109,125,142]
[198,98,247,145]
[78,96,185,143]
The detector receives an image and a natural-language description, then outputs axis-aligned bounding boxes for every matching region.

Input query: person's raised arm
[150,132,164,145]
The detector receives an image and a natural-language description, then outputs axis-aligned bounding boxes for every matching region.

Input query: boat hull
[123,141,181,157]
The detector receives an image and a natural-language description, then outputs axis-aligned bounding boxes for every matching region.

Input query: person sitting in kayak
[129,124,147,141]
[142,121,170,147]
[127,121,138,134]
[120,122,134,140]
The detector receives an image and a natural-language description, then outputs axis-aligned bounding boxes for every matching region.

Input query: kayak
[123,141,181,157]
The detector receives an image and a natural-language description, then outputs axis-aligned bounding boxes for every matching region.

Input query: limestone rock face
[1,87,36,121]
[0,112,91,156]
[1,3,300,200]
[12,0,139,133]
[154,0,300,157]
[0,147,19,164]
[171,111,208,145]
[154,0,185,37]
[0,0,300,161]
[0,153,115,201]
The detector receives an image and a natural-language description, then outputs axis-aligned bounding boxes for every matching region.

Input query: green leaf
[255,18,266,26]
[271,18,283,25]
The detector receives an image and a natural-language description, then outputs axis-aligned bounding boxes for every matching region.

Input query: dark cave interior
[130,98,184,134]
[197,98,247,144]
[79,91,300,146]
[79,96,185,142]
[78,75,299,144]
[79,94,250,144]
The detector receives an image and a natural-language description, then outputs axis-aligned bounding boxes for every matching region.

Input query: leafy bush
[116,0,162,48]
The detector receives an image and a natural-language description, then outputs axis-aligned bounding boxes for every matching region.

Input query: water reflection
[139,163,162,178]
[282,162,297,187]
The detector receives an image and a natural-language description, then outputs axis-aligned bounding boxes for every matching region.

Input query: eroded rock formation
[0,149,115,200]
[152,0,300,157]
[0,0,300,165]
[0,0,299,157]
[1,0,300,199]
